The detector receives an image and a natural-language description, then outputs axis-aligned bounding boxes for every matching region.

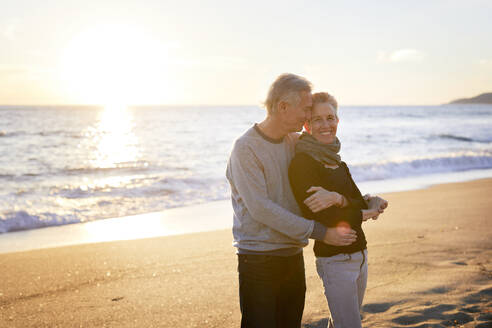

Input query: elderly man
[226,73,357,328]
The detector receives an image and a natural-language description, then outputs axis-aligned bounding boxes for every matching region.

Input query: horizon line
[0,103,455,108]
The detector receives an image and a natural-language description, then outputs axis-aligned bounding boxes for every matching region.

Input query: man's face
[283,91,312,132]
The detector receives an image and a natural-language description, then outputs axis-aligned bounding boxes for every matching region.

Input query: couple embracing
[226,73,388,328]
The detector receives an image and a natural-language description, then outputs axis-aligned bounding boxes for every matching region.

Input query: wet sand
[1,179,491,327]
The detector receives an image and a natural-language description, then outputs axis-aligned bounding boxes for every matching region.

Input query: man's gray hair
[264,73,312,116]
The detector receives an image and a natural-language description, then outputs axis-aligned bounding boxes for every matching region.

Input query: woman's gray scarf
[295,132,341,166]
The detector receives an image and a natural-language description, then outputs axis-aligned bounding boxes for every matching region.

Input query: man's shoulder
[232,127,261,151]
[229,127,270,165]
[286,132,301,143]
[231,128,300,156]
[235,126,259,142]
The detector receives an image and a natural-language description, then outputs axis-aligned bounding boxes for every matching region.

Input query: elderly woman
[288,92,388,328]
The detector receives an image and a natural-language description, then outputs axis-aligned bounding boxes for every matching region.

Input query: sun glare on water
[91,104,140,169]
[59,23,170,106]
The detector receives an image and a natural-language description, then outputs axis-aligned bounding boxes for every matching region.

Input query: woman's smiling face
[309,102,339,144]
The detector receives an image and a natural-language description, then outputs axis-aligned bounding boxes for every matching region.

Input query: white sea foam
[350,151,492,182]
[0,211,80,233]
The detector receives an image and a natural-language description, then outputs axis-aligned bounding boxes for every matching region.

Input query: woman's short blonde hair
[312,92,338,114]
[304,92,339,133]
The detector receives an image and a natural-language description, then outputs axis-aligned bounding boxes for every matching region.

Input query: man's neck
[257,117,288,140]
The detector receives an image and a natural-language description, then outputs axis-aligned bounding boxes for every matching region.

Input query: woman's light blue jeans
[316,249,368,328]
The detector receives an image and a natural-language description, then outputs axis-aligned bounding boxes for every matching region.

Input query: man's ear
[277,101,288,113]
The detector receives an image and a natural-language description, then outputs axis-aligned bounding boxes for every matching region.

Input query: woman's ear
[304,121,311,133]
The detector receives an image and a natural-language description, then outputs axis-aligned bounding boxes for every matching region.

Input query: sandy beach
[1,179,491,327]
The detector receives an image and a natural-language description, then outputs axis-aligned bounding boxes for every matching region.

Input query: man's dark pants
[238,252,306,328]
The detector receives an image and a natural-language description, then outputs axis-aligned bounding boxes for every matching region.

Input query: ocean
[1,104,492,235]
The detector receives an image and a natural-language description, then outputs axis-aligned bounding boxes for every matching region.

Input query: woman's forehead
[312,102,336,116]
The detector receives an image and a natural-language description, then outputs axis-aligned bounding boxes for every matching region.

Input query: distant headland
[449,92,492,104]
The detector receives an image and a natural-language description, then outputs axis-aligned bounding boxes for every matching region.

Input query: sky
[1,0,491,106]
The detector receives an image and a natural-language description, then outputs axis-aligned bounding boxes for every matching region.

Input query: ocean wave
[350,152,492,182]
[0,130,84,139]
[438,134,474,142]
[23,173,41,177]
[37,130,67,137]
[0,173,43,181]
[0,211,81,233]
[51,176,214,199]
[61,162,193,176]
[436,134,491,143]
[0,131,26,137]
[36,131,86,139]
[0,177,229,233]
[63,162,152,175]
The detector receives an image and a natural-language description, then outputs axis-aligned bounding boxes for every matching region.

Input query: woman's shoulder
[288,152,324,187]
[290,152,321,170]
[340,161,351,173]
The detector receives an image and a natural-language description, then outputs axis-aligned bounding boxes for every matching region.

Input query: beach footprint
[362,302,397,314]
[421,286,453,295]
[463,286,492,304]
[460,305,481,313]
[462,287,492,327]
[303,318,329,328]
[391,303,474,326]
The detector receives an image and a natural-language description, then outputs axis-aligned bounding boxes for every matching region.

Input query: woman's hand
[369,196,388,212]
[304,186,342,213]
[363,194,389,220]
[362,208,380,221]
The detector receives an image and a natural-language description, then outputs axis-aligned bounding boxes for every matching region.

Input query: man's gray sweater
[226,125,317,253]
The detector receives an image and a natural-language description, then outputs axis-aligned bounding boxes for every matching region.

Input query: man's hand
[304,186,342,213]
[322,226,357,246]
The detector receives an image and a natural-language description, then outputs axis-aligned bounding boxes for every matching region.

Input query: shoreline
[1,170,492,255]
[0,200,232,255]
[1,178,491,327]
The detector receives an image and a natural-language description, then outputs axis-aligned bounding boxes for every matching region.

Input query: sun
[59,23,171,106]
